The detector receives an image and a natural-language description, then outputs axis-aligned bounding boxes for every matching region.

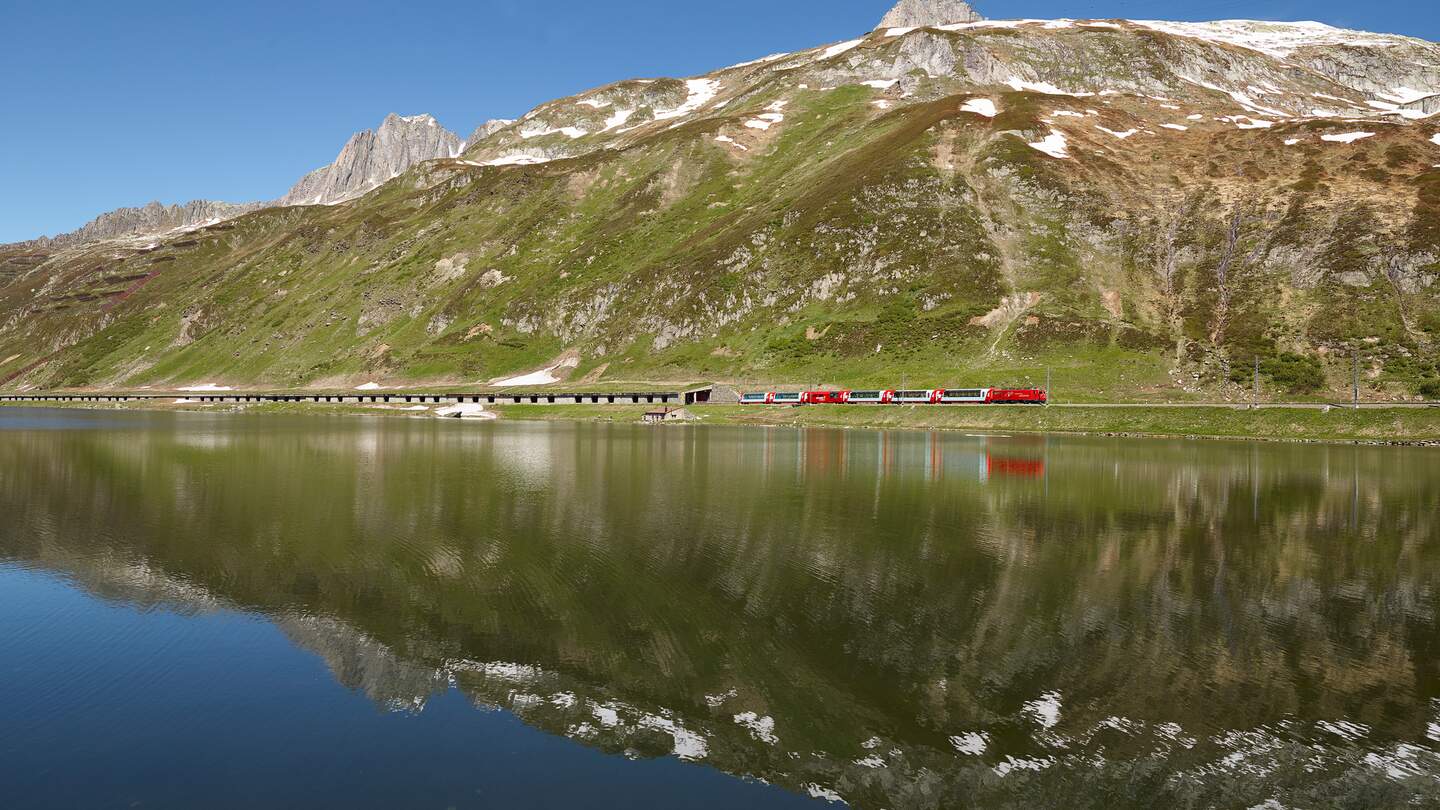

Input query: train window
[944,389,983,398]
[895,391,928,398]
[850,391,881,399]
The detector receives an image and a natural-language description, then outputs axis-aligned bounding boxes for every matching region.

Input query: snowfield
[489,356,580,387]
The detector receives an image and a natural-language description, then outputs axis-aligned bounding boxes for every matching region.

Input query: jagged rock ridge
[878,0,984,28]
[7,113,468,249]
[279,113,464,206]
[17,199,264,250]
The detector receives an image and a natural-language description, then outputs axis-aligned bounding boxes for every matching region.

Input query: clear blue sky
[2,0,1435,243]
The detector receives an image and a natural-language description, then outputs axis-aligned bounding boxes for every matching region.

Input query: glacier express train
[740,388,1047,405]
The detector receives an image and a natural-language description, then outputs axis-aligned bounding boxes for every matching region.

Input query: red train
[739,388,1047,405]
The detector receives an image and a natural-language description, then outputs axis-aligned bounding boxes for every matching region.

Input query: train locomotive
[740,388,1047,406]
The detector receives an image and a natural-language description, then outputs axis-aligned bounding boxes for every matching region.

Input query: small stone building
[643,407,692,423]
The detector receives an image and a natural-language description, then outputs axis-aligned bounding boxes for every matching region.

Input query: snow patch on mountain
[602,109,635,131]
[1184,79,1288,117]
[480,154,553,167]
[745,102,788,130]
[724,52,790,71]
[1008,78,1093,97]
[961,98,998,117]
[521,124,588,140]
[819,39,865,60]
[1322,131,1376,143]
[654,79,722,121]
[179,384,233,392]
[1131,19,1431,59]
[1027,131,1070,158]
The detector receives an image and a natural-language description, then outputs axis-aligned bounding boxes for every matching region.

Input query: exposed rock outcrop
[877,0,984,29]
[1402,93,1440,115]
[15,199,262,250]
[465,119,515,148]
[279,113,463,206]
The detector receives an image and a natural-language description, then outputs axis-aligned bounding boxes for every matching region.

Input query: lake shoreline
[5,399,1439,447]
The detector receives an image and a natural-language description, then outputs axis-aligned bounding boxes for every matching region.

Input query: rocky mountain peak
[464,119,515,149]
[279,113,463,207]
[877,0,984,29]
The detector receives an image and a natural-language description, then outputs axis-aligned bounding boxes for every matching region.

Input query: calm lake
[1,407,1437,809]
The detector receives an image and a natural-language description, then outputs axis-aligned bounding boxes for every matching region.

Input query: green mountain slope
[3,19,1439,400]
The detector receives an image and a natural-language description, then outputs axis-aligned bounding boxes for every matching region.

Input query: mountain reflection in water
[1,408,1437,809]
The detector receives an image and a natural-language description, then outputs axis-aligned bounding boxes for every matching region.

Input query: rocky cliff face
[279,113,464,206]
[878,0,984,28]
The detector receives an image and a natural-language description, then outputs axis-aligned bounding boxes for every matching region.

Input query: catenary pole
[1354,352,1360,410]
[1253,356,1259,409]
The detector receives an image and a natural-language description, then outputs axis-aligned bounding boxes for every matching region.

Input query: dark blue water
[0,562,819,809]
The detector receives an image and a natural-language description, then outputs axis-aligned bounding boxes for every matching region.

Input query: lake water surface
[2,407,1438,809]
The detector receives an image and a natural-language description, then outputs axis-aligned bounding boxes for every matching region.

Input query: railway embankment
[3,398,1439,445]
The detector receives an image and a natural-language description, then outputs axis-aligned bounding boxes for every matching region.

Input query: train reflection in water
[746,428,1046,483]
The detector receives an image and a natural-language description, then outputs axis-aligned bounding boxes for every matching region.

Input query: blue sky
[2,0,1435,243]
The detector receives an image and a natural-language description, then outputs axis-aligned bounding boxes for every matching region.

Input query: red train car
[892,389,943,404]
[802,390,849,405]
[844,390,895,404]
[985,388,1048,405]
